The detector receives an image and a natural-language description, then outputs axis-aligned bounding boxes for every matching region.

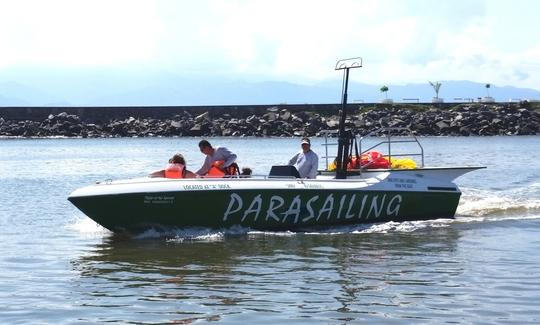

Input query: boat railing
[321,130,339,169]
[321,127,424,171]
[360,127,424,168]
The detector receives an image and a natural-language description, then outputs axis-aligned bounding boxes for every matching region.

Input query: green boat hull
[69,187,460,233]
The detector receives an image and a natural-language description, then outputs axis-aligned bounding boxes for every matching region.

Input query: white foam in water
[166,230,226,243]
[159,221,456,239]
[300,218,454,235]
[456,188,540,219]
[352,219,454,233]
[135,225,253,242]
[66,216,109,236]
[456,186,540,225]
[248,230,297,237]
[456,214,540,225]
[134,228,167,239]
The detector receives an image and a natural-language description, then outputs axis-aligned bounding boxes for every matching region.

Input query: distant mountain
[91,79,340,106]
[1,70,539,106]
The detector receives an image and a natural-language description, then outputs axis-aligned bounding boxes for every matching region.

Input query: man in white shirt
[288,137,319,179]
[196,140,238,176]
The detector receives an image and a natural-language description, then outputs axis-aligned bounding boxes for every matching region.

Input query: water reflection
[71,226,463,323]
[3,136,540,324]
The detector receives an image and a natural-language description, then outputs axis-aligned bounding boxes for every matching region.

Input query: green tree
[380,85,389,99]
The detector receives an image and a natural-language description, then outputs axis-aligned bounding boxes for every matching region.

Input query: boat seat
[269,165,301,178]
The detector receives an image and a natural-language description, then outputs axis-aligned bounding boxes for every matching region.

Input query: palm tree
[429,81,442,99]
[380,85,389,99]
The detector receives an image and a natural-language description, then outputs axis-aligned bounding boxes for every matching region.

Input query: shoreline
[1,102,538,137]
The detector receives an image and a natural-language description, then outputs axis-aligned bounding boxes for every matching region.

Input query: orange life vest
[207,160,226,177]
[164,163,185,179]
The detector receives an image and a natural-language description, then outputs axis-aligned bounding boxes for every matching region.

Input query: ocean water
[1,136,540,324]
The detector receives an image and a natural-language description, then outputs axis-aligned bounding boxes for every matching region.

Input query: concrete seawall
[0,103,464,122]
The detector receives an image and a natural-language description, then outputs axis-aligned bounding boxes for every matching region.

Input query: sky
[0,0,539,91]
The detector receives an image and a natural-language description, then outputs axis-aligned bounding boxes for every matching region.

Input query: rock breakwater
[0,103,538,137]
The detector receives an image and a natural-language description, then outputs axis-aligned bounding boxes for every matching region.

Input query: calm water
[1,136,540,324]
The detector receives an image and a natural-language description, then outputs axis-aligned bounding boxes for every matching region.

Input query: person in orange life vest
[288,137,319,179]
[196,140,238,177]
[149,153,196,178]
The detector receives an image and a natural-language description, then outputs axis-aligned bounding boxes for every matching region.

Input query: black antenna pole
[334,57,362,179]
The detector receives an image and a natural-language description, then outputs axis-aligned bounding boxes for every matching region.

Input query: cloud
[512,70,529,81]
[0,0,163,67]
[0,0,539,90]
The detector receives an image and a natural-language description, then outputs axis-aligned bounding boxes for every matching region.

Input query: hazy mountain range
[0,70,539,106]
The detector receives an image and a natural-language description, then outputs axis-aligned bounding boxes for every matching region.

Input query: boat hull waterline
[68,167,480,233]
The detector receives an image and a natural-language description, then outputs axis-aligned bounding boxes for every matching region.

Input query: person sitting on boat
[196,140,238,177]
[240,167,253,178]
[288,137,319,179]
[149,153,197,179]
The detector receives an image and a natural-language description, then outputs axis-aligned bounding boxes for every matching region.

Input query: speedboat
[68,58,484,234]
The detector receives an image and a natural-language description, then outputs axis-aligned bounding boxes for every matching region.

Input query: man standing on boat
[288,137,319,179]
[196,140,238,177]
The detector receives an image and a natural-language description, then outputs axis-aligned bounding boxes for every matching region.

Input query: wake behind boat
[68,58,484,234]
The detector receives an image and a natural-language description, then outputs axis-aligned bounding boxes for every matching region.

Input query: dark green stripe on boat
[69,188,460,233]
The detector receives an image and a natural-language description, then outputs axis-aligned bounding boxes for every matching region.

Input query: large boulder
[195,111,210,123]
